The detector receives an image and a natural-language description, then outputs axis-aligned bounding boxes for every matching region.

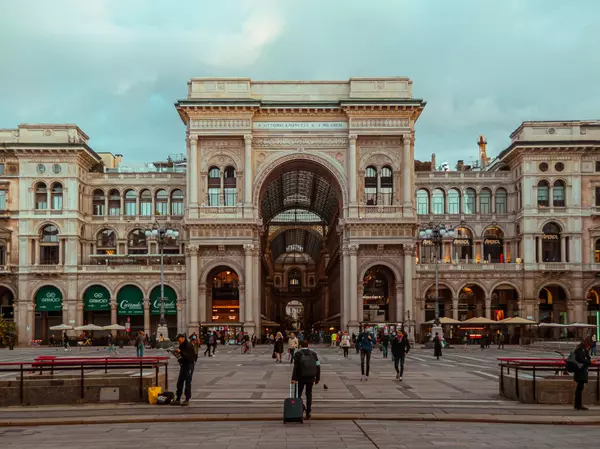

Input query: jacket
[340,335,351,347]
[135,334,144,347]
[390,334,410,358]
[292,348,321,383]
[178,339,196,365]
[274,338,284,353]
[574,345,592,383]
[288,337,299,349]
[358,332,374,352]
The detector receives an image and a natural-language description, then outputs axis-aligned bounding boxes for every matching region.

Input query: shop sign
[83,286,111,312]
[150,286,177,316]
[118,298,144,316]
[421,239,435,246]
[484,239,502,246]
[542,234,559,240]
[453,239,471,247]
[367,304,380,310]
[212,288,239,300]
[36,286,63,312]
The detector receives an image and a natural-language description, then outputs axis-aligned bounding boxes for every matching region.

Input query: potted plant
[0,315,17,350]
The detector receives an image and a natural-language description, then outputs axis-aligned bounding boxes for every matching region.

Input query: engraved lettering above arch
[252,137,348,149]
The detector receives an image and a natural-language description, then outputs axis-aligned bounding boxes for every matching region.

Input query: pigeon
[323,384,328,390]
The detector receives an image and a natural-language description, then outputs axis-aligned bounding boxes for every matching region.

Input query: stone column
[187,245,199,333]
[143,299,150,335]
[252,244,261,336]
[561,236,567,263]
[348,244,359,331]
[452,298,459,320]
[402,134,412,211]
[537,237,543,263]
[33,238,39,265]
[485,297,492,319]
[197,288,206,324]
[395,282,404,323]
[76,303,84,328]
[244,244,253,326]
[503,241,508,263]
[348,135,357,205]
[110,300,117,337]
[403,245,415,342]
[238,285,246,327]
[244,135,252,206]
[189,135,199,217]
[340,245,347,331]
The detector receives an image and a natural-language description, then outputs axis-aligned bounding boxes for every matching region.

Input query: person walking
[62,331,70,351]
[288,332,299,363]
[340,332,351,358]
[462,334,468,351]
[591,333,597,357]
[390,330,410,380]
[204,331,213,357]
[190,334,199,373]
[171,334,196,406]
[330,332,337,347]
[107,333,119,356]
[358,326,374,381]
[433,332,443,360]
[274,332,284,363]
[570,339,592,410]
[135,331,145,357]
[382,333,389,359]
[291,340,321,420]
[498,332,505,350]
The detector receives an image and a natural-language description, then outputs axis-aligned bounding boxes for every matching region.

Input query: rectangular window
[596,187,600,207]
[93,204,105,216]
[0,190,6,210]
[155,202,168,216]
[480,196,491,214]
[224,188,237,207]
[139,203,152,216]
[417,196,428,215]
[40,246,59,265]
[124,202,136,216]
[365,187,377,205]
[495,196,507,214]
[171,201,184,216]
[596,161,600,172]
[0,164,4,175]
[208,188,220,206]
[108,205,120,216]
[52,195,62,210]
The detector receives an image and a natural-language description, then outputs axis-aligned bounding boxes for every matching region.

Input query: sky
[1,0,599,166]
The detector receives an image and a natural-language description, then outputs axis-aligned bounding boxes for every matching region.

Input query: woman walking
[358,326,374,381]
[288,332,299,363]
[391,330,410,380]
[274,332,284,363]
[433,332,443,360]
[340,332,351,358]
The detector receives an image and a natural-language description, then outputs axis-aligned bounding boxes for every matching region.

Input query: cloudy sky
[1,0,598,165]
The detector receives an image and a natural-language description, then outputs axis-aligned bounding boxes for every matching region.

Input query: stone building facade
[0,78,599,345]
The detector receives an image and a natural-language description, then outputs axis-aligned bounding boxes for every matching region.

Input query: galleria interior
[1,77,600,345]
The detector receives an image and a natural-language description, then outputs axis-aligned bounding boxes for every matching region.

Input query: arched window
[171,189,184,216]
[447,188,460,214]
[224,166,237,206]
[453,227,473,261]
[432,189,445,215]
[40,224,59,264]
[288,269,302,288]
[51,182,63,210]
[541,222,561,262]
[155,189,168,215]
[208,167,221,206]
[92,189,105,216]
[416,189,430,215]
[35,182,48,210]
[127,229,147,255]
[537,181,549,207]
[483,227,504,263]
[365,166,378,205]
[139,189,152,216]
[96,229,116,255]
[380,166,393,206]
[594,239,600,263]
[108,189,121,216]
[495,188,507,214]
[479,188,492,214]
[553,180,565,207]
[463,188,476,214]
[124,189,136,216]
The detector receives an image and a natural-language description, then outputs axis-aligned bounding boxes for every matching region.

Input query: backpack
[157,391,175,405]
[209,336,215,344]
[298,350,318,379]
[565,351,582,373]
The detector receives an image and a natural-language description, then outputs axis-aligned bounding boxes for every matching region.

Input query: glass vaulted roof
[261,170,339,224]
[270,228,322,263]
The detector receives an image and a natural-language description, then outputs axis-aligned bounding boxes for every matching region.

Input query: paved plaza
[2,420,600,449]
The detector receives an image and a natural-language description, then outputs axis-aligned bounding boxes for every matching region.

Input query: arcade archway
[259,159,343,332]
[538,285,568,324]
[457,284,486,320]
[424,283,453,322]
[362,265,396,323]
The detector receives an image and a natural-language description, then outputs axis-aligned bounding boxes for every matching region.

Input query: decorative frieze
[343,223,414,238]
[190,119,251,129]
[351,118,410,129]
[252,137,348,149]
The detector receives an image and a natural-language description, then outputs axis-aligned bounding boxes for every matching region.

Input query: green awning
[36,286,62,312]
[150,285,177,315]
[117,285,144,316]
[83,285,111,311]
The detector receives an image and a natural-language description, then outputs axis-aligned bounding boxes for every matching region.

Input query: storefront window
[483,227,504,263]
[362,266,392,322]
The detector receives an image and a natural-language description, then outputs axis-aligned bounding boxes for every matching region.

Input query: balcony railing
[417,262,523,271]
[357,205,404,218]
[30,265,64,273]
[80,264,185,272]
[198,205,241,216]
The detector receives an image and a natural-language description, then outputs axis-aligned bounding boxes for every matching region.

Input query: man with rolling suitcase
[290,340,320,421]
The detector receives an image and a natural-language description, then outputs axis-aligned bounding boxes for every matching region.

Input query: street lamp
[144,223,179,333]
[419,223,456,328]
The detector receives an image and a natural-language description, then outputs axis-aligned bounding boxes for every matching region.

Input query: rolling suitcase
[283,383,304,423]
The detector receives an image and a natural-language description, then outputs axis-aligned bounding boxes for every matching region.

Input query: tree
[0,315,17,347]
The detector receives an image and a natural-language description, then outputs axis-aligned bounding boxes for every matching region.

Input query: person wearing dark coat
[573,339,592,410]
[433,332,443,360]
[171,334,196,406]
[273,332,284,363]
[390,331,410,380]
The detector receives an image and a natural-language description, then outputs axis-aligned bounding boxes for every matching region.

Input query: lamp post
[144,223,179,335]
[419,223,456,329]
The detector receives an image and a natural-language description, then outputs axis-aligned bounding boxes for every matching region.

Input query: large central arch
[257,155,346,332]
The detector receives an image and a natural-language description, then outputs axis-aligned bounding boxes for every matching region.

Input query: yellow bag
[148,386,162,405]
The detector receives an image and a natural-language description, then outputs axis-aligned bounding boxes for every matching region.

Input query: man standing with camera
[171,334,196,406]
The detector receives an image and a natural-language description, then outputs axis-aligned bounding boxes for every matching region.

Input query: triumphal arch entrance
[176,77,424,338]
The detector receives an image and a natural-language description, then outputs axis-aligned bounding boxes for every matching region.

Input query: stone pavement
[1,344,599,426]
[2,420,600,448]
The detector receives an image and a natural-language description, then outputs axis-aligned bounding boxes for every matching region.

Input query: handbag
[566,351,582,373]
[272,351,277,359]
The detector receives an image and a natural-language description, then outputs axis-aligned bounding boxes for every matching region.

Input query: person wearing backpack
[358,326,374,381]
[571,339,592,410]
[291,340,321,420]
[390,330,410,380]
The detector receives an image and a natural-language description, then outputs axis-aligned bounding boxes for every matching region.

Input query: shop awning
[498,317,537,325]
[261,319,280,327]
[83,285,111,311]
[461,317,497,325]
[117,285,144,316]
[150,285,177,315]
[425,317,462,325]
[36,286,63,312]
